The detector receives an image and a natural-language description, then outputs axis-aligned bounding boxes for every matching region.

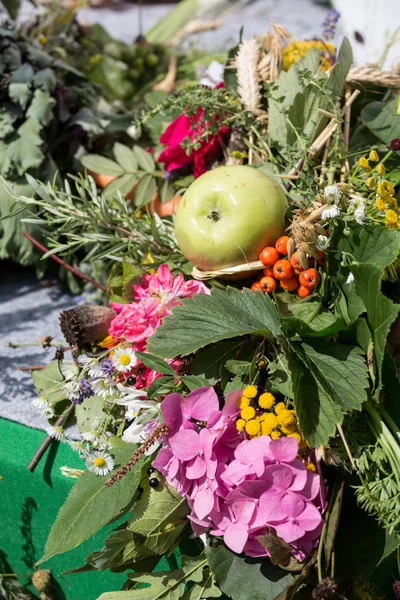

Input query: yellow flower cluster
[235,386,304,444]
[360,151,399,229]
[283,40,335,71]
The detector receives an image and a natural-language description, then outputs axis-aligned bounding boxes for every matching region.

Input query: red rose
[157,108,229,178]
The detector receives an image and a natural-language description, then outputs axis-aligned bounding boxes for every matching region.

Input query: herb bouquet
[9,15,400,600]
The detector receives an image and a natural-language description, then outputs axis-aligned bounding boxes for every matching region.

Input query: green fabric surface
[0,417,128,600]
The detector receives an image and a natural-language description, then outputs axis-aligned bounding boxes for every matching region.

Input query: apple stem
[207,210,221,222]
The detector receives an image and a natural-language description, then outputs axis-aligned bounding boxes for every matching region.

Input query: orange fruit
[273,259,294,280]
[259,247,280,267]
[275,236,290,255]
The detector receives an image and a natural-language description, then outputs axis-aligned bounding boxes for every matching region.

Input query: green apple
[175,166,288,271]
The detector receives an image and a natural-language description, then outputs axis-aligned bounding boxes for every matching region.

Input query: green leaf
[267,355,293,399]
[285,299,345,337]
[81,154,124,176]
[10,63,34,84]
[26,89,56,126]
[126,480,189,561]
[0,105,19,140]
[31,361,65,404]
[206,545,294,600]
[1,0,21,19]
[338,225,400,269]
[33,68,57,93]
[159,179,175,204]
[326,37,353,99]
[181,374,213,391]
[103,174,137,199]
[9,82,32,109]
[147,375,175,398]
[135,352,177,376]
[147,288,282,358]
[133,146,155,172]
[38,446,144,564]
[361,98,400,145]
[75,395,106,434]
[113,143,137,172]
[191,341,242,383]
[324,479,344,566]
[134,174,156,207]
[225,360,251,376]
[351,262,400,396]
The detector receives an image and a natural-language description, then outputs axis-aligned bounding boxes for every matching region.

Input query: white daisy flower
[346,272,355,284]
[316,235,330,250]
[42,407,55,419]
[60,466,85,478]
[64,380,81,401]
[81,431,96,442]
[85,451,114,476]
[32,396,48,410]
[68,439,89,454]
[61,361,79,382]
[46,425,65,441]
[92,377,117,398]
[79,356,103,378]
[323,185,341,204]
[322,205,340,220]
[112,347,137,372]
[354,204,365,225]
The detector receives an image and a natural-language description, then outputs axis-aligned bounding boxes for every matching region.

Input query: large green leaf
[326,37,353,99]
[75,395,106,434]
[38,445,144,564]
[206,545,294,600]
[103,174,136,199]
[285,298,345,338]
[191,341,243,383]
[289,340,369,446]
[26,89,56,126]
[147,288,282,358]
[351,262,400,396]
[113,143,137,172]
[338,225,400,269]
[80,154,124,176]
[361,98,400,145]
[31,361,65,404]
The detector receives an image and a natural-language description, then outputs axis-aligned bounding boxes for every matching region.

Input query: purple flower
[73,378,94,405]
[100,358,114,376]
[169,427,217,480]
[161,387,219,433]
[321,9,340,40]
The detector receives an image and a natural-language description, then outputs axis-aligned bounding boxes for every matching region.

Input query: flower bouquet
[7,13,400,600]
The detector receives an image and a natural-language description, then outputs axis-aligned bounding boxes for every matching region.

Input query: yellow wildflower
[377,182,386,197]
[384,181,395,195]
[271,431,281,440]
[277,409,297,427]
[281,423,297,435]
[283,40,335,71]
[369,149,379,162]
[261,413,278,435]
[245,419,261,436]
[358,157,370,169]
[38,34,47,45]
[386,209,398,224]
[242,385,257,399]
[274,402,286,415]
[239,396,251,409]
[367,176,376,189]
[288,432,302,444]
[376,163,386,176]
[240,406,256,420]
[376,197,386,211]
[306,462,317,473]
[258,392,275,410]
[236,419,246,432]
[89,53,103,66]
[98,335,116,349]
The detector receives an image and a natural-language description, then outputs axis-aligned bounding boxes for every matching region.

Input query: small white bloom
[46,425,65,441]
[60,466,85,478]
[81,431,96,442]
[354,204,365,225]
[85,451,114,476]
[125,406,138,420]
[64,380,81,401]
[42,407,55,419]
[112,347,137,372]
[122,422,146,444]
[199,60,224,88]
[127,125,141,140]
[68,439,89,454]
[32,396,48,410]
[323,185,341,204]
[61,361,79,382]
[116,383,148,404]
[79,356,103,378]
[316,235,330,250]
[92,377,116,398]
[322,205,340,220]
[346,272,355,284]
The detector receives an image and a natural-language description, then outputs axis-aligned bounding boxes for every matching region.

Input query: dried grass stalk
[235,38,263,115]
[346,66,400,88]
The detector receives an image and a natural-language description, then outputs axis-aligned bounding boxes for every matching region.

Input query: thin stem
[22,232,107,292]
[5,341,67,348]
[17,366,45,371]
[317,476,340,582]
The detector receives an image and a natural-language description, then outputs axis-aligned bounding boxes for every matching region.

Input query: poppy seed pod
[59,306,115,347]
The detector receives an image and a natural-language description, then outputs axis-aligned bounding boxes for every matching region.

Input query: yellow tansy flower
[281,423,297,435]
[242,385,257,399]
[377,163,386,176]
[386,209,398,224]
[241,406,256,420]
[376,197,386,211]
[258,392,275,410]
[358,157,370,169]
[277,409,297,427]
[236,419,246,432]
[271,431,281,440]
[239,396,251,409]
[245,419,261,436]
[261,413,278,435]
[306,462,317,473]
[367,176,376,189]
[369,149,379,162]
[283,40,335,71]
[288,432,302,444]
[274,402,286,415]
[377,182,386,197]
[384,181,395,195]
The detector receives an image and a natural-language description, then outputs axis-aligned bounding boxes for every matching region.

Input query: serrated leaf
[181,374,213,391]
[267,355,293,399]
[113,142,137,172]
[10,63,34,84]
[225,360,251,376]
[31,361,65,404]
[104,174,136,199]
[191,341,242,383]
[38,446,144,564]
[80,154,124,176]
[351,262,400,396]
[134,174,156,208]
[26,89,55,125]
[133,146,155,171]
[286,299,345,338]
[338,225,400,268]
[147,288,282,358]
[33,68,56,92]
[206,545,294,600]
[75,395,106,434]
[135,352,177,376]
[9,82,32,109]
[361,98,400,145]
[0,105,19,139]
